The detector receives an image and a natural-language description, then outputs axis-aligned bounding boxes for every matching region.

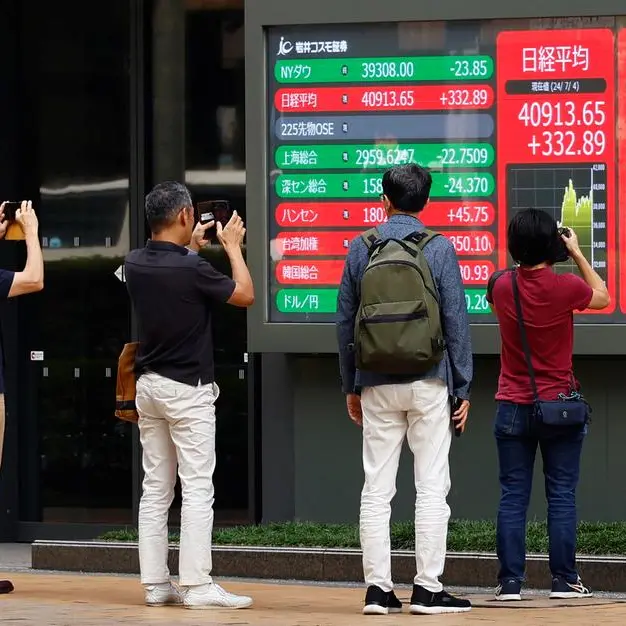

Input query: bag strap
[361,227,382,253]
[362,227,441,260]
[487,268,512,303]
[511,270,540,403]
[404,229,441,251]
[417,229,441,251]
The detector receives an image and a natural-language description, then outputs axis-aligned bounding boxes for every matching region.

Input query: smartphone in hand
[197,200,232,244]
[450,395,463,438]
[2,202,25,241]
[3,202,20,221]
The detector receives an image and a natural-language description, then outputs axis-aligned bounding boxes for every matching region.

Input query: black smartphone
[197,200,232,242]
[451,396,463,438]
[2,202,21,221]
[554,226,571,263]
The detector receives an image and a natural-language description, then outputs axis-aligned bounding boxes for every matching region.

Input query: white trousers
[136,371,219,587]
[360,378,452,593]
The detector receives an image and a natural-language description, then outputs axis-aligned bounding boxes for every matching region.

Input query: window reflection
[151,0,249,524]
[17,0,132,524]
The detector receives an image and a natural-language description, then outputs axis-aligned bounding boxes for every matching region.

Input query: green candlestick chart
[507,164,608,282]
[560,178,593,260]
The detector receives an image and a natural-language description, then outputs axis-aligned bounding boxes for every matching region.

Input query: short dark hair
[145,181,193,233]
[381,164,432,214]
[507,208,559,266]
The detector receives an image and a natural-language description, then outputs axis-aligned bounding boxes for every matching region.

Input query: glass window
[149,0,249,523]
[16,0,132,524]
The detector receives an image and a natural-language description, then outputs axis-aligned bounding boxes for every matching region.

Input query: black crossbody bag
[511,270,590,426]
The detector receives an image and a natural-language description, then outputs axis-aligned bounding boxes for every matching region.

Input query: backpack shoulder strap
[415,229,441,251]
[361,227,382,252]
[404,229,441,251]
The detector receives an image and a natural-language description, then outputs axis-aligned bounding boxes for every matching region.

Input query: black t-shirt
[0,269,14,394]
[124,240,235,386]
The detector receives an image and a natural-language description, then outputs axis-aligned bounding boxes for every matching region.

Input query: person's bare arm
[224,246,254,307]
[8,201,44,297]
[217,211,254,307]
[562,229,609,310]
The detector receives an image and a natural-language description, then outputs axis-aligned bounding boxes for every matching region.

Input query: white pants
[136,371,219,587]
[360,378,452,593]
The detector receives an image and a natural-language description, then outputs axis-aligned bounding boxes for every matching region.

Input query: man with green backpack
[336,164,473,616]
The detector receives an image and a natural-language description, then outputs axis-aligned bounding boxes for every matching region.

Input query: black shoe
[409,584,471,615]
[0,580,14,594]
[495,578,522,601]
[387,590,402,613]
[362,585,403,615]
[550,576,592,599]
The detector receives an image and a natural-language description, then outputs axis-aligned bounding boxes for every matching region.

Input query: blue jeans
[494,401,585,584]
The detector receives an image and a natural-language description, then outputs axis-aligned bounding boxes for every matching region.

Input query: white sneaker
[144,582,183,606]
[183,582,253,610]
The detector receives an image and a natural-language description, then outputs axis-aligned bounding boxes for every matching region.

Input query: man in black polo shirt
[125,181,254,610]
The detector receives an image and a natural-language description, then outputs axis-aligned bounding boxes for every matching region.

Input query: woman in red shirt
[487,208,610,602]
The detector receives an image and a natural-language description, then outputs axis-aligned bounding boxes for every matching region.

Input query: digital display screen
[266,20,625,323]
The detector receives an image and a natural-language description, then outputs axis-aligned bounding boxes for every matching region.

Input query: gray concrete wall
[262,356,620,523]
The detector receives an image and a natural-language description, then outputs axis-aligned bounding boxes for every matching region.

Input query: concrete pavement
[2,572,626,625]
[0,543,31,569]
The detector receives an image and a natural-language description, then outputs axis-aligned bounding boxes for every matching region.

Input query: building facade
[2,0,626,543]
[0,0,255,542]
[251,0,626,527]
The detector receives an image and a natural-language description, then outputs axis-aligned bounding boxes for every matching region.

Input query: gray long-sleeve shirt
[336,213,473,399]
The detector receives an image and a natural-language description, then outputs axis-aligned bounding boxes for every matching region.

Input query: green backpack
[354,228,446,375]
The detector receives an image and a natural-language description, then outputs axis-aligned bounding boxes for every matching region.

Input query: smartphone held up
[197,200,232,245]
[2,201,27,241]
[3,202,20,221]
[554,226,572,264]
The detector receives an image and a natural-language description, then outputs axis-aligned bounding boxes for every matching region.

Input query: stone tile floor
[1,571,626,625]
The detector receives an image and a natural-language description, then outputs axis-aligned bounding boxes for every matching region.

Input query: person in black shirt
[125,181,254,610]
[0,200,44,596]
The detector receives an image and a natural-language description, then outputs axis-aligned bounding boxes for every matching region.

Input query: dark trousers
[494,401,585,584]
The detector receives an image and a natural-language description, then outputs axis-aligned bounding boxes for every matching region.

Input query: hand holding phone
[216,210,246,250]
[0,200,37,241]
[198,200,232,243]
[451,396,470,437]
[0,203,9,241]
[3,201,21,222]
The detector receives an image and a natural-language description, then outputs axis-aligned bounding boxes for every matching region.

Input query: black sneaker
[0,580,14,594]
[387,590,402,613]
[409,584,471,615]
[362,585,403,615]
[495,578,522,601]
[550,576,593,599]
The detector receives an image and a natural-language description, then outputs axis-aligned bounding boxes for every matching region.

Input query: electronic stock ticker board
[265,20,626,325]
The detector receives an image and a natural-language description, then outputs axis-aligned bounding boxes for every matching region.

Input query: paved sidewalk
[1,572,626,625]
[0,543,31,569]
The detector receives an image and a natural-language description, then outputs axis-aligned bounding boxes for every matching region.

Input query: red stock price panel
[266,23,625,323]
[497,28,616,318]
